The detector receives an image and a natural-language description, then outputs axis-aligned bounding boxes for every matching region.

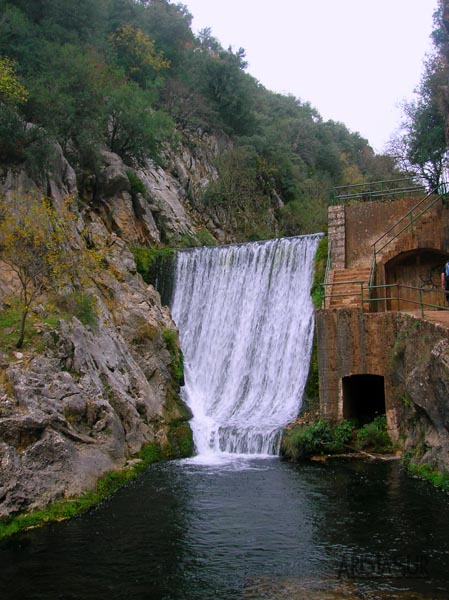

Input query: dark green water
[1,458,448,599]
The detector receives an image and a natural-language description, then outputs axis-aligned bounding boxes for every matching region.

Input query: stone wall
[328,205,346,269]
[328,196,449,271]
[316,308,449,471]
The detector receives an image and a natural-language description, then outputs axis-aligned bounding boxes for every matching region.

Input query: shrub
[127,171,146,197]
[162,328,184,384]
[281,416,392,461]
[55,291,98,327]
[281,420,333,461]
[130,246,174,285]
[355,416,392,453]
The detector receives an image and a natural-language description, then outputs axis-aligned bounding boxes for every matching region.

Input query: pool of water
[1,458,448,599]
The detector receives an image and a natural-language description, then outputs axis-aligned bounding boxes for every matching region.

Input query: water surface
[1,458,448,599]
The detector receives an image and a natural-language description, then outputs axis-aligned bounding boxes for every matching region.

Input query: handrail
[372,185,441,253]
[333,177,426,204]
[321,280,449,317]
[336,187,426,202]
[368,181,449,287]
[334,177,426,191]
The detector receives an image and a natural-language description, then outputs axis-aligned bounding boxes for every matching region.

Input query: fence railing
[321,281,449,316]
[369,182,449,288]
[333,177,427,205]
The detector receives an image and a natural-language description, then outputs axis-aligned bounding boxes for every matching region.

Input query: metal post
[419,288,424,318]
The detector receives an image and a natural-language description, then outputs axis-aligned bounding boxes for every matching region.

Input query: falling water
[171,234,322,457]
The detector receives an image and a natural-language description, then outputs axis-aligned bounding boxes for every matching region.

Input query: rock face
[91,132,225,246]
[0,139,200,518]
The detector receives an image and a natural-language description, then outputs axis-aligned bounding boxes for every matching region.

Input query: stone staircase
[327,267,371,309]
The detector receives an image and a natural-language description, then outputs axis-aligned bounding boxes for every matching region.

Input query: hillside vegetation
[0,0,405,239]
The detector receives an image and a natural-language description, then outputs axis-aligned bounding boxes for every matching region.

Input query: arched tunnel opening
[342,374,386,425]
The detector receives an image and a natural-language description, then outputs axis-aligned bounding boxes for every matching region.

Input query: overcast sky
[181,0,438,153]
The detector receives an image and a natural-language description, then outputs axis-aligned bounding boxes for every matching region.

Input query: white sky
[181,0,438,153]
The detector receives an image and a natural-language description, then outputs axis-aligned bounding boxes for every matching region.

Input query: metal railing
[321,281,449,316]
[333,177,426,205]
[321,279,370,309]
[369,182,449,288]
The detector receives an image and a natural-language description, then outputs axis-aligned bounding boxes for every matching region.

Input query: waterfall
[171,234,321,457]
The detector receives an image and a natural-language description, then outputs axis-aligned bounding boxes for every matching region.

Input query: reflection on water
[0,459,448,599]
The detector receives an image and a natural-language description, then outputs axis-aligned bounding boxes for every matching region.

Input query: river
[1,457,448,599]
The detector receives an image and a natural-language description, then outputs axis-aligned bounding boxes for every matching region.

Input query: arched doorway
[342,374,385,425]
[384,249,448,311]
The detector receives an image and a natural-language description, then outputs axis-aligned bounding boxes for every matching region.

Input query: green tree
[24,43,106,164]
[0,54,28,105]
[202,146,259,241]
[105,79,174,166]
[110,24,170,87]
[388,56,447,189]
[0,194,70,348]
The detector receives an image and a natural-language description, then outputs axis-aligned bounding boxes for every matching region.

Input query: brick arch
[382,248,448,311]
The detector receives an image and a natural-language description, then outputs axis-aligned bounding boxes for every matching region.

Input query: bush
[355,416,392,453]
[130,246,174,284]
[281,416,393,461]
[55,291,98,327]
[162,328,184,384]
[281,420,333,461]
[127,171,146,197]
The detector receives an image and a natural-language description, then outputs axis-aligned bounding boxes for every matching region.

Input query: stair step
[326,268,371,309]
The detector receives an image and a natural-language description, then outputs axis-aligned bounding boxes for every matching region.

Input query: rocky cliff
[0,131,225,519]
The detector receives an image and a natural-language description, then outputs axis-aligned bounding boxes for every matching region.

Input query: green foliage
[328,420,355,452]
[195,228,217,246]
[407,461,449,492]
[0,0,405,233]
[281,416,393,461]
[110,23,170,87]
[130,246,174,284]
[127,171,146,197]
[54,291,98,328]
[168,422,194,458]
[0,103,53,174]
[281,420,333,461]
[0,54,28,105]
[355,416,393,453]
[162,328,184,385]
[178,228,218,248]
[311,236,328,309]
[105,79,175,166]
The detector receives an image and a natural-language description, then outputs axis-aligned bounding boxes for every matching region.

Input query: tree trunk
[16,306,29,349]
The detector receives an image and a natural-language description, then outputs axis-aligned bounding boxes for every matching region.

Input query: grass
[0,441,183,540]
[0,292,98,353]
[407,461,449,492]
[0,303,60,353]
